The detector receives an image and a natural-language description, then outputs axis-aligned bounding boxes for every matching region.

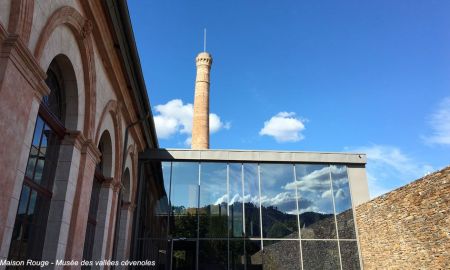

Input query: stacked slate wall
[356,166,450,269]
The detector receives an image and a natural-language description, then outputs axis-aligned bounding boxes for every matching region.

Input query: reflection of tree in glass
[172,206,198,238]
[199,203,228,238]
[199,240,228,269]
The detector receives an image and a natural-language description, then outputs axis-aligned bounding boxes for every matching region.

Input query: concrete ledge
[140,148,367,164]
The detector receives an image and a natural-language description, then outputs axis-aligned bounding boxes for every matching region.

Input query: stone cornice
[66,130,102,165]
[112,181,122,193]
[0,34,49,99]
[121,202,136,211]
[101,177,114,189]
[81,138,102,164]
[63,130,87,150]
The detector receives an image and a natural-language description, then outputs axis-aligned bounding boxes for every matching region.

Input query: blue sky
[128,1,450,198]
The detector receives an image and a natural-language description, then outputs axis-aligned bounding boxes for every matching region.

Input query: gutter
[104,0,159,149]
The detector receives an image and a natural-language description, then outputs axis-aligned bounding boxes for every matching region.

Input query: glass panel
[198,240,228,270]
[340,241,361,270]
[9,220,24,259]
[295,164,336,239]
[199,162,228,238]
[31,117,44,148]
[229,240,245,270]
[229,163,244,238]
[27,190,37,216]
[243,163,261,238]
[260,164,298,239]
[155,162,171,235]
[263,240,301,270]
[162,161,172,198]
[331,165,356,239]
[302,240,340,270]
[29,194,50,228]
[17,186,30,216]
[246,240,263,269]
[134,239,167,270]
[41,125,60,189]
[172,240,197,270]
[25,149,37,179]
[39,125,48,156]
[33,158,45,184]
[171,162,199,238]
[158,162,171,215]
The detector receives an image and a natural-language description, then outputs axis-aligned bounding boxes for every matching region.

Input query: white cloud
[259,112,306,143]
[153,99,230,142]
[424,97,450,145]
[352,145,433,198]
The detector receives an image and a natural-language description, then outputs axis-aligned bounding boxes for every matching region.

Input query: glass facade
[133,161,361,270]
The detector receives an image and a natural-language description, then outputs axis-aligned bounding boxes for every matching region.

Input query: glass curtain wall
[133,161,361,270]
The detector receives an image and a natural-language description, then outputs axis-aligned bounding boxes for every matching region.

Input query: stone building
[0,0,157,267]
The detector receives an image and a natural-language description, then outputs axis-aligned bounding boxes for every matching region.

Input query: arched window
[82,131,112,267]
[7,61,66,263]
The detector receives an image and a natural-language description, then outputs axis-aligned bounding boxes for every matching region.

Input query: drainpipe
[111,114,150,266]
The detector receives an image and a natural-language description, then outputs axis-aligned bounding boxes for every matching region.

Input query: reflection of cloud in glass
[331,165,352,213]
[200,163,227,207]
[284,166,330,192]
[294,165,334,215]
[260,192,295,207]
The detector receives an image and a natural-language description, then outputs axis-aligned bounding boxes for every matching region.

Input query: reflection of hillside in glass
[295,164,337,239]
[170,201,339,241]
[199,163,228,238]
[143,161,360,269]
[260,163,299,239]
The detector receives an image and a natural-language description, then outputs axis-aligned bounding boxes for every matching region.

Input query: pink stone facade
[0,1,146,268]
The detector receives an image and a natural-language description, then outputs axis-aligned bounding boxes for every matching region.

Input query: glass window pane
[198,240,228,270]
[27,190,37,216]
[340,241,361,270]
[229,163,244,238]
[31,117,44,148]
[296,164,336,239]
[33,158,45,184]
[171,162,199,238]
[246,240,263,269]
[25,151,37,179]
[331,165,356,239]
[263,240,301,269]
[171,240,197,270]
[162,161,172,197]
[199,162,228,238]
[156,162,171,217]
[260,164,298,239]
[40,125,49,156]
[17,186,31,215]
[29,194,50,228]
[302,240,340,270]
[243,163,261,238]
[10,220,24,257]
[229,240,245,270]
[41,128,60,189]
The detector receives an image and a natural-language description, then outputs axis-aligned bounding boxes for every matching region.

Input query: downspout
[111,114,150,265]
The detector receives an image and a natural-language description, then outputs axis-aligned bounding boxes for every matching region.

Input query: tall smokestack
[191,52,212,149]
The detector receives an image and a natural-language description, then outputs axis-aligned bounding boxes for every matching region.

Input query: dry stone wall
[356,166,450,269]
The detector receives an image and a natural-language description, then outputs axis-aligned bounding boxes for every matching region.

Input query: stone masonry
[356,166,450,269]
